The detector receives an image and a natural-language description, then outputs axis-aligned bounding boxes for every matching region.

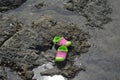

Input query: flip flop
[55,45,68,62]
[53,36,71,46]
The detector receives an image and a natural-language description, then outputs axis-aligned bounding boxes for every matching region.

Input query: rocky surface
[0,0,120,80]
[64,0,112,28]
[0,15,90,80]
[0,15,22,47]
[40,61,85,79]
[0,66,7,80]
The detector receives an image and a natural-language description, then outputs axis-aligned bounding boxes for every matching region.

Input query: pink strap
[56,51,67,59]
[58,38,67,45]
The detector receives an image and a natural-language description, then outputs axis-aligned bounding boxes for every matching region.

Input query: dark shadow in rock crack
[55,60,67,69]
[29,45,53,54]
[0,0,27,12]
[0,16,23,47]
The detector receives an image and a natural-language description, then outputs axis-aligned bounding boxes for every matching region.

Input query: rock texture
[64,0,112,28]
[0,15,90,80]
[0,66,7,80]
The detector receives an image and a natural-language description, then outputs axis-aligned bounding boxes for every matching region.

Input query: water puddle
[42,75,66,80]
[32,62,66,80]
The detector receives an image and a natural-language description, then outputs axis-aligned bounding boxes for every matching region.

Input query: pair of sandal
[53,36,71,62]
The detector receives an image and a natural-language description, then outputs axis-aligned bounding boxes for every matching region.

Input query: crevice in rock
[0,0,27,12]
[0,32,17,47]
[0,22,23,47]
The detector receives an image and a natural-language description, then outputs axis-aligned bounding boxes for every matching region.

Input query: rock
[0,15,90,79]
[0,47,39,80]
[0,66,7,80]
[32,16,90,53]
[40,61,85,78]
[64,0,112,28]
[25,71,34,79]
[0,16,22,47]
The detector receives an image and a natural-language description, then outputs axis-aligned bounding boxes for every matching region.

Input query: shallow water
[0,0,120,80]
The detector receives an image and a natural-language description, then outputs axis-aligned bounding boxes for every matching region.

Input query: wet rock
[40,61,85,78]
[64,0,112,28]
[32,16,90,53]
[0,0,27,12]
[0,66,7,80]
[5,67,23,80]
[24,71,34,79]
[0,47,39,80]
[31,16,90,78]
[0,16,22,47]
[0,15,90,79]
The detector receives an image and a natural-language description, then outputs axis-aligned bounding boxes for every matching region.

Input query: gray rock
[64,0,112,28]
[40,61,85,78]
[0,16,90,79]
[0,66,7,80]
[25,71,34,79]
